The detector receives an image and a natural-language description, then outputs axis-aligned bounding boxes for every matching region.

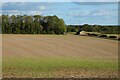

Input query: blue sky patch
[1,2,118,25]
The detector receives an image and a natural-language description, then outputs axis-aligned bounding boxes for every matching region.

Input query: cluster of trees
[1,15,119,35]
[2,15,66,34]
[67,24,119,34]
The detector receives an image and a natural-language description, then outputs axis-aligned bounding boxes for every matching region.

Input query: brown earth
[2,34,118,59]
[2,34,118,78]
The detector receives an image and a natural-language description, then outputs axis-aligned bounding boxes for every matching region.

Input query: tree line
[67,24,119,34]
[2,15,66,34]
[1,15,119,34]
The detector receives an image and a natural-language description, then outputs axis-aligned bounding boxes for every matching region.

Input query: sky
[1,1,119,25]
[1,0,120,2]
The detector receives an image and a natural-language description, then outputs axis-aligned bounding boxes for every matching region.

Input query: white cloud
[69,8,117,17]
[69,11,90,16]
[2,0,71,2]
[30,11,42,15]
[2,0,119,2]
[2,10,42,15]
[2,0,26,2]
[92,9,117,16]
[72,0,119,2]
[39,6,45,11]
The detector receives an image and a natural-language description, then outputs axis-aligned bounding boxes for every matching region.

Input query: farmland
[2,34,118,78]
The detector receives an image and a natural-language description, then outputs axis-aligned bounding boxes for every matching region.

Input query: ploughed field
[2,34,118,78]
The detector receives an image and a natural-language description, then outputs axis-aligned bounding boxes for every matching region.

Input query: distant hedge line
[79,32,120,41]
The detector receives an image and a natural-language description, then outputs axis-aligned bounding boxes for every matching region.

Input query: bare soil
[2,34,118,59]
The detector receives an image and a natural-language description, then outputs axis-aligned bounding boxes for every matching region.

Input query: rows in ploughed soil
[3,35,118,58]
[2,35,118,78]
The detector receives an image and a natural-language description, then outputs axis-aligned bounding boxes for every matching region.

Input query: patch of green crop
[2,57,118,78]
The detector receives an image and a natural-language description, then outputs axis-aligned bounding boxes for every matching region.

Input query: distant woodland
[1,15,119,34]
[67,24,119,34]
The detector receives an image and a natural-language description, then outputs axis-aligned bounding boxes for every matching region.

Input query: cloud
[69,8,117,17]
[39,6,45,10]
[2,0,26,2]
[72,0,119,2]
[69,11,90,16]
[1,2,118,25]
[2,0,120,2]
[72,2,117,5]
[2,2,49,11]
[92,9,117,16]
[2,10,42,15]
[2,0,71,2]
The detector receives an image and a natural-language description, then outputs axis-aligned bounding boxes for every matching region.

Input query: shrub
[99,34,108,38]
[87,33,99,37]
[108,36,117,39]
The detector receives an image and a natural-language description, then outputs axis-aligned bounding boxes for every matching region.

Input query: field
[2,34,118,78]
